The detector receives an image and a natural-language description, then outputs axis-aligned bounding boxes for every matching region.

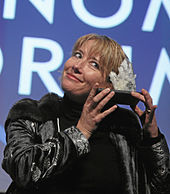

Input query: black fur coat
[2,93,170,194]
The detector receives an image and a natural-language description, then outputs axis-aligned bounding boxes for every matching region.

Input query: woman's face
[61,40,105,102]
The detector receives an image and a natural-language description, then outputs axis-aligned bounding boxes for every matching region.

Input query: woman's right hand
[76,83,117,139]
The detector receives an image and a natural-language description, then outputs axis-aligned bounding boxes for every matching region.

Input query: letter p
[18,37,64,96]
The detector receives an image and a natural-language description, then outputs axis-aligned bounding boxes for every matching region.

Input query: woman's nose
[72,60,85,73]
[72,65,80,73]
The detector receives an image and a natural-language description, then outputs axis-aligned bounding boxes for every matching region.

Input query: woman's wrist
[76,123,92,139]
[142,128,162,146]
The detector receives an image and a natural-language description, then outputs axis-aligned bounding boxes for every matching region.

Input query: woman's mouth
[66,73,83,82]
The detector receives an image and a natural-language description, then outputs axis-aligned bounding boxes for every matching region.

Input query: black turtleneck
[58,94,122,194]
[59,94,83,129]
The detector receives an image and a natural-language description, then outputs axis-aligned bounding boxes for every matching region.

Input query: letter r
[18,37,64,96]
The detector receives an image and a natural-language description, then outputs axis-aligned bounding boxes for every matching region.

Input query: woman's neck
[60,94,83,122]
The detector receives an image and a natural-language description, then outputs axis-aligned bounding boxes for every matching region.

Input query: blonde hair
[72,33,127,84]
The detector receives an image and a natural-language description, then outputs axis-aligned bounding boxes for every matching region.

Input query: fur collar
[5,93,61,128]
[5,92,141,146]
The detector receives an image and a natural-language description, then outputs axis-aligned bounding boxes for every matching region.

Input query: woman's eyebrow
[77,48,99,62]
[77,49,83,53]
[91,56,99,61]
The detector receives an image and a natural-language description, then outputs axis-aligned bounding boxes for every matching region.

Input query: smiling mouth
[67,73,83,82]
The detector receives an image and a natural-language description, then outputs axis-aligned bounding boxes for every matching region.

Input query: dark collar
[5,93,61,128]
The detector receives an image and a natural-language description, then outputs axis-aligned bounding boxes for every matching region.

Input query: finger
[146,105,157,120]
[131,91,145,103]
[141,89,153,108]
[130,104,143,117]
[86,83,99,104]
[93,88,112,103]
[132,89,154,111]
[95,104,117,123]
[144,106,157,128]
[94,91,115,112]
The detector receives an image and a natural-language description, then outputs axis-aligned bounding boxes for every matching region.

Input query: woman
[2,34,170,194]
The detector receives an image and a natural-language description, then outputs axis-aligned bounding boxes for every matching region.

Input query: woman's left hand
[131,89,158,138]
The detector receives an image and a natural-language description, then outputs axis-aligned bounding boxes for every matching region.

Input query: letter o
[71,0,133,28]
[0,48,3,74]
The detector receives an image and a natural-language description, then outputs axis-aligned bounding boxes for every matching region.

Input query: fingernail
[106,88,110,92]
[110,91,115,95]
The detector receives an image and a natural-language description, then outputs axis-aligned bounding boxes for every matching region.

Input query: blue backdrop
[0,0,170,191]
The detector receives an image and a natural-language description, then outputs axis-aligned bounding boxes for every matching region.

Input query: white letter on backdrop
[3,0,17,19]
[71,0,133,28]
[142,0,170,32]
[0,48,3,74]
[29,0,55,24]
[122,46,132,62]
[18,37,64,96]
[149,48,170,105]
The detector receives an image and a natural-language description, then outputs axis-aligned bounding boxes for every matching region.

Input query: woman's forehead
[77,40,104,58]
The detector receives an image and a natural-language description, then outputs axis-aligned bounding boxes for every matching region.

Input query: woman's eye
[74,52,82,58]
[91,62,99,69]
